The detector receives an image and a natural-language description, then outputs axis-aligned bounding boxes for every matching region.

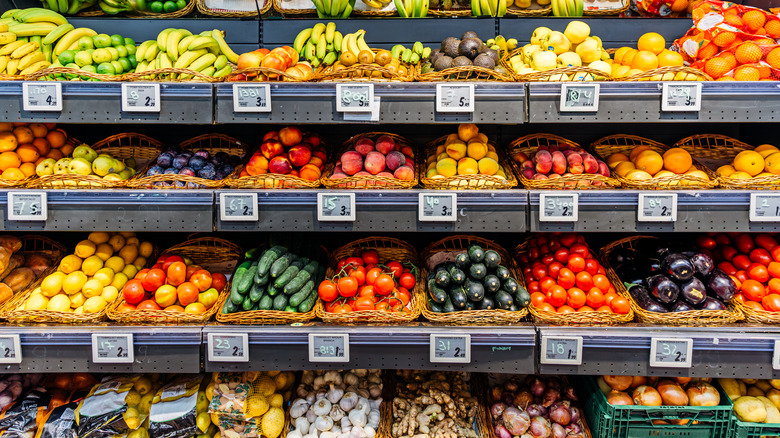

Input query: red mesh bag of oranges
[692,41,780,80]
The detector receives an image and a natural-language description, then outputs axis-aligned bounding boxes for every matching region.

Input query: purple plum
[156,152,173,168]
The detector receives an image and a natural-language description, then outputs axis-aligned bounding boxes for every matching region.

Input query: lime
[64,63,80,80]
[124,44,136,56]
[175,0,186,8]
[110,60,123,74]
[163,0,177,11]
[96,62,115,75]
[58,50,76,65]
[81,64,97,80]
[124,37,135,46]
[117,57,132,72]
[116,45,128,58]
[91,48,111,64]
[74,51,94,67]
[135,0,147,9]
[110,34,124,47]
[93,34,112,49]
[149,1,163,12]
[77,36,94,50]
[128,54,137,68]
[86,48,95,55]
[106,47,119,61]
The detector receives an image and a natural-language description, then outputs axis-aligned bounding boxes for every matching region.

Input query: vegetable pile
[599,375,721,409]
[720,378,780,424]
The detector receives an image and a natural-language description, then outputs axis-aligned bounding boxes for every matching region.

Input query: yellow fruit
[119,244,138,265]
[196,412,211,433]
[717,164,737,177]
[756,144,780,158]
[734,150,765,176]
[93,267,115,286]
[634,150,664,175]
[246,396,269,417]
[125,390,141,407]
[88,232,110,245]
[101,285,119,302]
[81,255,104,276]
[134,377,153,395]
[478,157,499,175]
[119,232,136,238]
[606,153,630,168]
[625,169,653,180]
[59,254,82,274]
[105,256,125,274]
[25,293,48,310]
[41,271,66,297]
[260,407,285,438]
[445,140,467,160]
[765,152,780,175]
[111,272,129,290]
[83,296,107,313]
[682,169,710,185]
[426,168,439,178]
[133,257,147,270]
[629,145,654,161]
[95,243,114,261]
[730,171,753,179]
[654,170,676,178]
[125,237,140,246]
[82,279,104,298]
[63,271,88,295]
[614,161,636,177]
[139,241,154,258]
[457,123,479,142]
[436,158,457,177]
[269,393,284,408]
[70,292,85,309]
[467,140,488,160]
[457,157,479,175]
[486,151,499,161]
[123,407,140,429]
[47,294,71,312]
[138,394,154,414]
[638,32,666,55]
[108,234,126,252]
[74,240,96,258]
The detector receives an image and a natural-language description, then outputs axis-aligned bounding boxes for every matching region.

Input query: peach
[312,149,327,162]
[375,135,396,155]
[551,151,566,175]
[377,171,394,179]
[261,53,286,73]
[261,139,283,159]
[562,149,575,158]
[246,153,269,176]
[522,168,536,179]
[457,157,479,175]
[364,151,386,175]
[341,151,364,176]
[400,145,414,157]
[569,164,584,174]
[386,151,406,171]
[355,138,375,157]
[278,126,302,147]
[513,151,529,164]
[598,161,610,177]
[583,154,599,174]
[567,153,583,169]
[288,145,311,167]
[446,140,467,160]
[436,158,457,177]
[562,173,576,188]
[478,157,499,175]
[302,133,321,148]
[467,140,488,160]
[394,165,414,180]
[262,131,278,142]
[289,169,299,177]
[299,164,321,181]
[458,124,479,142]
[576,180,591,188]
[538,145,549,152]
[333,164,343,174]
[522,160,534,170]
[331,172,347,179]
[534,150,552,174]
[533,173,548,180]
[269,156,292,174]
[237,51,264,70]
[355,171,372,176]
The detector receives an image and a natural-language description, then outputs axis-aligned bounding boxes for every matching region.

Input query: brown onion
[606,390,633,405]
[491,385,504,402]
[652,420,670,425]
[657,380,689,406]
[687,382,720,406]
[603,375,633,391]
[513,391,533,409]
[632,385,662,406]
[630,376,647,389]
[596,377,612,394]
[675,377,692,386]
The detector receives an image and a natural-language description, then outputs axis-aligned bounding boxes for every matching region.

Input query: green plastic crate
[734,417,780,438]
[574,376,734,438]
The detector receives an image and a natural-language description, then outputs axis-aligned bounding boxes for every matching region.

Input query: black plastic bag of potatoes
[148,375,206,438]
[35,389,90,438]
[75,376,142,438]
[0,387,56,438]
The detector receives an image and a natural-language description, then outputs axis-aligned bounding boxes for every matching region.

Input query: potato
[758,397,780,423]
[767,389,780,409]
[756,380,773,393]
[742,379,759,385]
[771,380,780,390]
[719,378,742,401]
[749,386,766,397]
[735,396,768,423]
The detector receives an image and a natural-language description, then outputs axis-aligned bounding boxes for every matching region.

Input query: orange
[59,144,74,157]
[735,42,762,64]
[19,163,35,178]
[0,123,11,132]
[0,132,17,153]
[16,144,39,163]
[766,47,780,68]
[0,168,24,181]
[31,138,50,156]
[45,130,66,149]
[766,19,780,38]
[614,161,636,177]
[625,169,653,180]
[637,32,666,55]
[723,13,743,28]
[743,10,767,32]
[12,127,33,145]
[670,0,687,12]
[727,37,745,50]
[756,37,775,46]
[734,65,761,81]
[0,152,21,171]
[657,50,684,67]
[613,47,633,65]
[734,150,765,176]
[698,42,719,60]
[629,145,654,161]
[756,27,768,36]
[46,149,63,160]
[606,152,630,168]
[720,52,738,70]
[630,50,659,71]
[712,31,736,47]
[634,150,664,175]
[717,76,737,81]
[758,65,772,79]
[28,123,47,138]
[621,49,638,67]
[705,56,732,79]
[662,148,693,174]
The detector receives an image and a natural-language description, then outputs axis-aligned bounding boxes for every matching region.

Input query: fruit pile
[390,41,431,67]
[97,0,189,15]
[520,234,629,315]
[331,133,415,182]
[611,32,694,80]
[605,145,710,185]
[53,32,136,77]
[392,0,429,16]
[291,23,344,69]
[209,371,291,438]
[512,139,611,188]
[0,235,54,305]
[36,143,137,182]
[599,375,721,408]
[233,46,314,81]
[145,146,242,187]
[241,127,325,182]
[0,8,69,76]
[423,32,504,74]
[330,36,418,80]
[118,252,227,314]
[715,144,780,181]
[470,0,508,16]
[425,124,509,180]
[150,375,216,438]
[0,122,71,181]
[133,28,237,79]
[720,378,780,424]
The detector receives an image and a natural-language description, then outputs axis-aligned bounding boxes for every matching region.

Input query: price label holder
[436,83,475,113]
[773,340,780,370]
[0,335,21,364]
[540,335,583,365]
[638,193,677,222]
[429,334,470,363]
[650,337,693,368]
[219,193,258,221]
[232,83,271,113]
[539,193,578,222]
[22,82,62,112]
[7,191,47,221]
[309,334,349,363]
[121,83,160,112]
[207,333,249,362]
[343,96,381,122]
[336,83,374,113]
[750,193,780,222]
[418,193,457,222]
[91,334,133,364]
[560,84,599,112]
[662,82,702,112]
[317,192,356,221]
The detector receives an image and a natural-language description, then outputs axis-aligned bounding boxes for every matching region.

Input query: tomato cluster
[519,233,630,315]
[317,249,416,313]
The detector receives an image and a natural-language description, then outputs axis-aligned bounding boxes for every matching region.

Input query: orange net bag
[691,41,780,80]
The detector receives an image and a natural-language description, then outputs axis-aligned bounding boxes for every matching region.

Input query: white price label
[662,83,701,112]
[7,192,47,221]
[343,96,381,122]
[22,82,62,111]
[560,84,599,112]
[91,334,133,364]
[650,337,693,368]
[0,335,21,364]
[436,84,474,113]
[539,193,578,222]
[219,193,258,221]
[750,193,780,222]
[774,340,780,370]
[540,335,583,365]
[430,334,470,363]
[233,84,271,113]
[207,333,249,362]
[309,334,349,362]
[336,84,374,112]
[419,193,457,222]
[638,193,677,222]
[317,193,355,221]
[121,83,160,112]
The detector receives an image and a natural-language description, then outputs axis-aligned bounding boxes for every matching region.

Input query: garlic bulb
[295,416,310,432]
[339,392,358,412]
[328,384,344,404]
[320,432,337,438]
[330,405,345,422]
[364,426,376,438]
[303,434,317,438]
[368,399,382,411]
[324,371,343,386]
[315,415,335,432]
[316,390,327,401]
[355,388,370,399]
[367,409,380,428]
[367,374,382,385]
[314,376,325,390]
[338,434,351,438]
[368,384,382,399]
[344,373,359,387]
[297,385,310,398]
[341,416,352,430]
[348,409,367,428]
[355,398,370,416]
[353,369,368,377]
[306,392,316,405]
[350,425,368,438]
[291,400,309,419]
[302,371,315,386]
[287,431,303,438]
[313,398,332,416]
[306,408,317,424]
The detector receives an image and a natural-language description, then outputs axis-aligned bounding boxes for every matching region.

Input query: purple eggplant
[663,253,694,282]
[680,277,707,305]
[648,274,679,304]
[707,268,737,302]
[690,252,714,277]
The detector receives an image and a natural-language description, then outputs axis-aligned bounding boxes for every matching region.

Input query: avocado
[473,53,495,70]
[429,48,442,64]
[458,38,481,59]
[453,56,472,67]
[495,65,509,75]
[461,31,479,40]
[433,55,454,71]
[483,48,499,64]
[442,37,460,58]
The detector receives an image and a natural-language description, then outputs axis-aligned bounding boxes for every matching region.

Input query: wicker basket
[600,235,743,325]
[321,132,418,190]
[733,299,780,324]
[77,0,194,17]
[314,236,421,325]
[196,0,271,17]
[317,52,416,83]
[506,3,552,15]
[0,134,80,189]
[515,66,614,82]
[513,238,634,325]
[509,133,620,189]
[416,65,514,82]
[107,237,241,324]
[583,0,628,14]
[122,68,223,83]
[420,235,528,325]
[428,6,472,15]
[271,0,315,15]
[24,67,124,82]
[420,135,518,190]
[224,67,300,82]
[128,134,247,189]
[618,66,713,81]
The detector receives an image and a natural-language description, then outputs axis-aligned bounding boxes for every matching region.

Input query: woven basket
[107,237,241,324]
[77,0,194,17]
[24,67,123,82]
[321,132,418,190]
[618,66,713,81]
[416,65,513,82]
[506,3,552,15]
[420,135,518,190]
[0,74,24,81]
[732,299,780,324]
[515,65,614,82]
[509,133,619,189]
[428,6,472,15]
[122,68,223,83]
[128,134,247,189]
[196,0,271,16]
[317,51,416,83]
[600,235,743,325]
[271,0,315,15]
[315,236,421,325]
[224,67,299,82]
[420,235,528,325]
[583,0,628,14]
[513,238,634,325]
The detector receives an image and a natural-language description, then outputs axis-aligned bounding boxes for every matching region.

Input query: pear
[54,158,72,175]
[72,145,98,163]
[557,52,582,67]
[68,158,93,176]
[564,21,591,45]
[36,158,56,176]
[522,44,542,64]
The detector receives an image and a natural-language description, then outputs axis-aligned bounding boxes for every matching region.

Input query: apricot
[458,124,479,142]
[0,132,17,152]
[457,157,479,175]
[29,124,47,138]
[467,139,488,160]
[445,140,467,160]
[478,157,499,175]
[436,158,457,177]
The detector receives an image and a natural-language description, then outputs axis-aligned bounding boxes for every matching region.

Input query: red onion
[530,378,547,397]
[565,423,582,434]
[495,424,512,438]
[542,387,561,407]
[502,407,531,436]
[570,406,581,423]
[547,378,561,390]
[491,385,503,402]
[502,391,515,405]
[491,402,507,419]
[529,416,552,438]
[548,402,572,426]
[505,379,520,393]
[526,404,546,417]
[551,423,566,438]
[513,391,533,409]
[563,385,578,401]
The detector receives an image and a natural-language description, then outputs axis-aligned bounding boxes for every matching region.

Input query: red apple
[280,45,299,65]
[270,48,292,69]
[269,156,292,174]
[237,51,264,70]
[253,48,270,56]
[288,145,312,167]
[262,131,278,142]
[261,139,284,160]
[278,126,302,147]
[261,54,285,78]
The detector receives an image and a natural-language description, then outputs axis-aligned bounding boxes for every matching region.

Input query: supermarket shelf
[202,324,537,372]
[214,189,527,232]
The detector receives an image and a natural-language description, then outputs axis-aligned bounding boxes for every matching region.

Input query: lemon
[74,240,96,258]
[74,306,84,314]
[25,293,48,310]
[59,255,83,274]
[138,393,153,414]
[82,279,104,298]
[123,408,140,429]
[81,255,104,276]
[268,393,283,408]
[47,294,71,312]
[111,272,129,290]
[139,242,154,258]
[108,234,126,252]
[93,267,115,286]
[121,265,137,280]
[69,292,85,308]
[133,257,147,270]
[134,377,152,395]
[105,256,125,274]
[119,244,138,265]
[101,285,118,303]
[125,390,141,406]
[83,296,107,313]
[87,232,110,245]
[41,271,66,297]
[95,243,114,261]
[196,412,211,433]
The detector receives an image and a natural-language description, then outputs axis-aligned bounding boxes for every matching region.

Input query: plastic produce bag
[35,389,90,438]
[75,375,162,438]
[0,375,44,413]
[148,375,213,438]
[207,372,258,419]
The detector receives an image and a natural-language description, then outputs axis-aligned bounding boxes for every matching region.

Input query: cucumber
[255,273,269,286]
[284,305,296,312]
[249,283,265,302]
[427,278,447,304]
[273,293,288,311]
[289,280,315,307]
[469,263,487,280]
[258,294,273,310]
[495,265,511,282]
[483,275,501,294]
[435,269,451,288]
[222,297,239,314]
[244,247,262,261]
[238,264,257,294]
[230,285,245,305]
[270,253,294,278]
[242,294,254,311]
[455,253,470,269]
[448,266,466,285]
[274,260,304,289]
[267,284,280,297]
[495,290,515,310]
[449,285,468,309]
[484,250,501,269]
[284,267,313,295]
[231,260,251,292]
[258,246,286,276]
[297,289,318,313]
[468,245,485,263]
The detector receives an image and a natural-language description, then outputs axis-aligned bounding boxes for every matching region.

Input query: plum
[164,167,178,175]
[188,155,207,171]
[194,150,210,159]
[156,152,173,168]
[215,151,229,162]
[146,165,164,176]
[172,155,189,170]
[198,163,217,180]
[179,167,195,177]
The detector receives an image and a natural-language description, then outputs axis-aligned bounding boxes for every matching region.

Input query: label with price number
[560,84,599,112]
[336,84,374,112]
[233,84,271,113]
[317,193,355,221]
[309,334,349,362]
[0,335,21,364]
[773,340,780,370]
[638,193,677,222]
[539,193,578,222]
[650,337,692,368]
[207,333,249,362]
[540,336,583,365]
[7,192,47,221]
[121,83,160,112]
[219,193,258,221]
[750,193,780,222]
[662,83,701,112]
[436,84,475,113]
[91,334,133,364]
[22,82,62,112]
[430,334,470,363]
[419,193,457,222]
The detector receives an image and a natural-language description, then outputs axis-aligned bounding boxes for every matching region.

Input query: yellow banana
[11,42,39,59]
[6,58,18,75]
[0,24,8,32]
[42,42,52,63]
[41,23,72,45]
[497,0,506,15]
[165,29,184,60]
[347,33,360,56]
[311,23,326,43]
[14,8,67,25]
[325,22,335,43]
[18,50,45,70]
[214,54,227,70]
[356,31,370,52]
[188,53,216,72]
[173,48,206,68]
[0,56,8,73]
[156,28,175,51]
[6,22,57,37]
[0,32,16,45]
[211,29,238,64]
[177,35,197,54]
[144,44,159,62]
[19,60,50,75]
[214,65,231,77]
[187,36,218,51]
[316,34,326,60]
[0,41,24,56]
[159,52,172,69]
[135,41,152,62]
[53,28,97,56]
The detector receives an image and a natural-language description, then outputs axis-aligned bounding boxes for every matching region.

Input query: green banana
[391,44,405,59]
[214,65,232,77]
[214,54,227,70]
[316,34,326,60]
[42,23,72,45]
[401,48,412,63]
[412,41,423,56]
[422,46,431,59]
[323,51,336,65]
[341,0,355,17]
[293,27,312,55]
[0,10,20,19]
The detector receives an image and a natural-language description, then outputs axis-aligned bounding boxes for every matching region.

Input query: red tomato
[532,263,548,281]
[718,262,738,276]
[349,266,366,286]
[162,255,185,271]
[366,268,382,285]
[547,285,567,307]
[720,246,738,262]
[567,288,586,309]
[557,268,576,289]
[733,254,752,271]
[559,233,578,248]
[748,263,770,283]
[211,273,227,292]
[386,261,403,278]
[116,303,136,312]
[528,280,541,294]
[569,243,590,259]
[152,263,163,270]
[756,234,779,251]
[135,269,149,283]
[750,248,773,266]
[394,287,411,306]
[337,276,358,297]
[345,256,364,268]
[318,280,338,301]
[567,254,586,273]
[696,236,717,250]
[547,261,563,278]
[399,273,416,289]
[742,279,767,302]
[142,268,166,292]
[541,254,555,266]
[772,245,780,263]
[392,302,408,313]
[137,299,161,311]
[123,279,146,305]
[166,261,187,287]
[714,233,731,246]
[165,305,184,312]
[770,262,780,279]
[156,254,171,264]
[769,278,780,295]
[190,270,212,292]
[374,274,395,295]
[528,246,540,260]
[331,303,353,313]
[735,270,748,283]
[610,297,631,314]
[554,248,570,264]
[764,294,780,312]
[531,292,546,307]
[176,282,199,306]
[736,234,755,255]
[358,285,375,297]
[154,285,177,307]
[337,258,349,270]
[586,288,605,308]
[361,249,379,265]
[575,271,593,290]
[540,277,557,293]
[375,301,391,312]
[353,295,376,311]
[185,265,202,280]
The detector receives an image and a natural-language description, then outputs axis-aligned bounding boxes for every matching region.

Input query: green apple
[35,158,56,176]
[91,156,116,177]
[68,157,93,176]
[118,168,134,180]
[72,145,98,163]
[125,157,136,169]
[54,158,72,174]
[112,159,126,172]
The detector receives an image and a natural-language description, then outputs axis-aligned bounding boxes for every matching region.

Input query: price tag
[7,191,47,221]
[309,334,349,362]
[22,82,62,112]
[773,340,780,370]
[343,96,381,122]
[232,84,271,113]
[207,333,249,362]
[638,193,677,222]
[91,334,133,364]
[436,84,475,113]
[540,335,583,365]
[560,84,599,112]
[121,83,160,112]
[336,83,374,113]
[317,192,355,221]
[750,193,780,222]
[650,337,693,368]
[219,193,258,221]
[539,193,578,222]
[662,83,701,112]
[0,335,21,364]
[418,193,457,222]
[429,334,470,363]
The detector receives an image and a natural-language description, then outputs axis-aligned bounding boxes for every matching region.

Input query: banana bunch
[0,8,74,76]
[361,0,391,10]
[311,0,356,18]
[470,0,505,16]
[394,0,428,17]
[337,29,371,64]
[390,42,430,65]
[486,35,518,54]
[551,0,583,16]
[133,28,237,78]
[293,22,345,68]
[38,0,97,16]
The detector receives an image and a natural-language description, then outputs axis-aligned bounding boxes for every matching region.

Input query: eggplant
[699,296,727,310]
[662,253,694,282]
[648,274,680,304]
[680,277,707,306]
[690,252,714,277]
[646,257,663,275]
[610,249,635,267]
[671,300,695,312]
[619,267,645,287]
[629,284,669,313]
[707,268,737,302]
[645,300,669,313]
